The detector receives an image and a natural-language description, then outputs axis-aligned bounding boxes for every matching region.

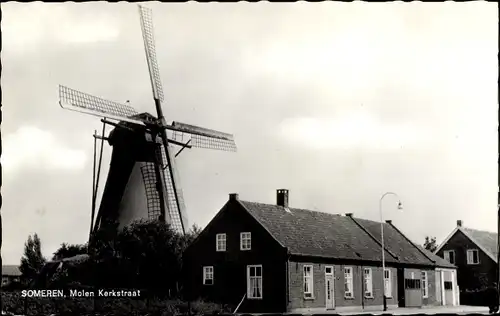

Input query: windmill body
[58,6,237,237]
[93,115,188,233]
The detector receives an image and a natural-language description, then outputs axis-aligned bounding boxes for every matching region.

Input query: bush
[0,291,231,316]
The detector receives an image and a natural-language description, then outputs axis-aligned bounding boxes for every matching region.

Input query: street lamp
[380,192,403,312]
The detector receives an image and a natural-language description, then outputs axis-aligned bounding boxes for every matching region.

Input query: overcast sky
[1,2,498,265]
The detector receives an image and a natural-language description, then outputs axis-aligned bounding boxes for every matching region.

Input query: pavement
[337,305,489,315]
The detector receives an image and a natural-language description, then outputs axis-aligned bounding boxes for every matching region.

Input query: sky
[1,2,498,265]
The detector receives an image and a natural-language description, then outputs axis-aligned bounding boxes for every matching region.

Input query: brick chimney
[457,220,462,227]
[229,193,239,201]
[345,213,353,217]
[277,189,289,208]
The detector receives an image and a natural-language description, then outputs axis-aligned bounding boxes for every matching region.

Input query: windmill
[58,5,237,237]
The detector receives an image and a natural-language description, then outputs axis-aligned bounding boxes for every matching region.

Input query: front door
[325,266,335,309]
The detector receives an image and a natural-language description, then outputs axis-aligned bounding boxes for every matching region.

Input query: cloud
[2,3,121,53]
[1,126,87,174]
[278,111,429,151]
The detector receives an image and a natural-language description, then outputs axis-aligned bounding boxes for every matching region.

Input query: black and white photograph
[0,2,498,316]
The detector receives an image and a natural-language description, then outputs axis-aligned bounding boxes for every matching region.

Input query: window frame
[344,266,354,299]
[422,271,428,298]
[444,250,456,264]
[466,249,480,265]
[363,268,373,298]
[240,232,252,251]
[216,233,226,252]
[203,266,214,285]
[384,268,392,298]
[303,265,314,299]
[247,265,263,299]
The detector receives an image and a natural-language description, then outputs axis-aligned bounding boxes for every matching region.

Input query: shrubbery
[1,291,233,316]
[4,221,223,315]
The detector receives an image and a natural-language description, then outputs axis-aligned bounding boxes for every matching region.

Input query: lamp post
[380,192,403,312]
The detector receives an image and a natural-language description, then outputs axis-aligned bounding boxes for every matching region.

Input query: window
[216,233,226,252]
[384,268,392,298]
[444,281,453,290]
[240,232,251,251]
[344,266,354,298]
[303,265,314,298]
[364,268,373,298]
[444,250,455,264]
[422,271,428,298]
[247,265,263,299]
[203,266,214,285]
[405,278,421,290]
[467,249,480,265]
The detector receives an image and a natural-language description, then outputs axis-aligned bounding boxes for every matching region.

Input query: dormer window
[216,233,226,252]
[240,232,251,251]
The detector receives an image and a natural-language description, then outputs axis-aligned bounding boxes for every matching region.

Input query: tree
[20,233,47,284]
[42,221,203,295]
[423,236,437,252]
[52,243,88,261]
[115,220,186,294]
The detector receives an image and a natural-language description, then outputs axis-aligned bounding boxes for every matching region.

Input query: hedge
[0,291,232,316]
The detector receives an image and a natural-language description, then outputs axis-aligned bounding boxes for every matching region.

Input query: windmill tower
[58,5,237,237]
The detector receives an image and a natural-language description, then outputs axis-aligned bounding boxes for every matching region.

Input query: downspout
[361,266,365,310]
[497,203,500,304]
[286,248,291,313]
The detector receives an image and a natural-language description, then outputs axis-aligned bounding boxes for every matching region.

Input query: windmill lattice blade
[59,85,148,125]
[191,134,237,151]
[167,121,237,152]
[169,130,237,152]
[158,144,188,234]
[168,121,235,141]
[138,5,164,102]
[140,163,163,221]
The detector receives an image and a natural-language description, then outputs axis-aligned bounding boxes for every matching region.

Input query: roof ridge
[239,200,343,218]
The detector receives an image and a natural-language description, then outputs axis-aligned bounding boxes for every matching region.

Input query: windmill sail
[167,121,237,152]
[158,144,188,233]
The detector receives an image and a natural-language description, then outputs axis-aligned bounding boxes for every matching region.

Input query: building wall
[287,259,398,312]
[183,200,287,313]
[436,230,496,291]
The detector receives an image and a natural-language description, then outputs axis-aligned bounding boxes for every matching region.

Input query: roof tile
[2,265,21,276]
[239,201,398,263]
[352,218,434,266]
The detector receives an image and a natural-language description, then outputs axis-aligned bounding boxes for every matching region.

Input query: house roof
[351,217,435,267]
[239,200,399,263]
[435,225,498,263]
[2,265,21,277]
[417,246,456,269]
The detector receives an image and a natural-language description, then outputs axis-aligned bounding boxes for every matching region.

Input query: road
[337,305,489,315]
